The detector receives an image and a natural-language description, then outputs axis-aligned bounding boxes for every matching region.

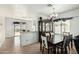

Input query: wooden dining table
[47,38,74,54]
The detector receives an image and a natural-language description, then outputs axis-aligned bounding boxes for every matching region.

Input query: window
[62,20,70,33]
[54,20,70,34]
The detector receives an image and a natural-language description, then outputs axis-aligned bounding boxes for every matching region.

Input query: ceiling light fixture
[47,4,58,20]
[47,4,53,7]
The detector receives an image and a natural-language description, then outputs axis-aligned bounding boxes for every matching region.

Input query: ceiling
[0,4,79,18]
[24,4,79,15]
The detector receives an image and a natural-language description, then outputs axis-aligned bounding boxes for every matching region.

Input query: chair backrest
[50,32,54,40]
[45,32,50,36]
[63,32,70,37]
[41,35,48,49]
[53,34,63,44]
[63,35,72,47]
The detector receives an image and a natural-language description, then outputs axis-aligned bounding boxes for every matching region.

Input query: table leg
[53,45,56,54]
[71,39,73,49]
[64,47,67,54]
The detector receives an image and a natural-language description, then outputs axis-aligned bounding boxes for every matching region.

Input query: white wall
[0,5,14,17]
[5,18,39,46]
[0,4,39,38]
[0,17,5,47]
[59,8,79,36]
[5,18,15,37]
[0,4,40,46]
[0,4,39,19]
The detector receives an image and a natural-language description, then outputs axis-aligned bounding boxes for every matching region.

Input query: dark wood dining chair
[41,34,53,54]
[74,35,79,54]
[56,35,72,54]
